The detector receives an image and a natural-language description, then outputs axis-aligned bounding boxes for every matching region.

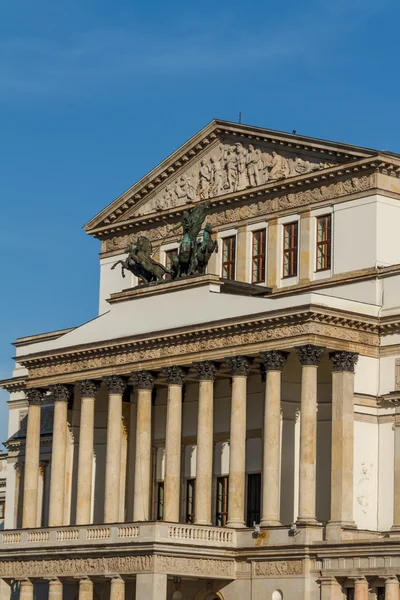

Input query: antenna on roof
[238,112,242,124]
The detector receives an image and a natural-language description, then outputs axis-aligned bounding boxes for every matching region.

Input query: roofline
[14,327,76,348]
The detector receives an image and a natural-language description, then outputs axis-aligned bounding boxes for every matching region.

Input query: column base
[296,516,318,526]
[226,518,246,528]
[260,519,281,527]
[194,520,212,526]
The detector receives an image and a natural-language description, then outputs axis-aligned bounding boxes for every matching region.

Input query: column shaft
[385,578,400,600]
[133,371,154,522]
[136,574,167,600]
[164,373,184,523]
[48,579,63,600]
[22,390,44,529]
[78,578,93,600]
[110,577,124,600]
[227,376,247,527]
[19,581,33,600]
[195,371,215,525]
[49,385,71,526]
[329,353,358,528]
[260,350,288,527]
[76,383,97,525]
[354,578,368,600]
[104,376,126,523]
[393,407,400,530]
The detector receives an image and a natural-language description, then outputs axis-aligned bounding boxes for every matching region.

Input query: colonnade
[321,575,399,600]
[18,574,165,600]
[21,346,359,530]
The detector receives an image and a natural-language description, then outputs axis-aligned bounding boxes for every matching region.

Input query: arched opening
[272,591,283,600]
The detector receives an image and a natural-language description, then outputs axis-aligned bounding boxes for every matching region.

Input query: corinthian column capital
[78,380,100,398]
[296,344,324,366]
[103,375,127,394]
[163,366,186,386]
[329,351,359,373]
[194,361,217,381]
[49,384,72,403]
[133,370,155,390]
[225,356,252,377]
[26,389,46,406]
[261,350,289,372]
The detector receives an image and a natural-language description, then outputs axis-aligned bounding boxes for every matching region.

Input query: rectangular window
[186,479,195,523]
[216,476,229,527]
[345,589,354,600]
[246,473,261,527]
[316,214,332,271]
[283,222,298,278]
[156,482,164,521]
[221,236,236,280]
[165,248,178,271]
[252,230,266,283]
[0,501,5,520]
[376,589,385,600]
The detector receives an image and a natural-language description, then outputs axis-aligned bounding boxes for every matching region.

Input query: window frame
[251,229,266,284]
[315,214,332,272]
[216,475,229,527]
[164,248,178,271]
[282,221,298,279]
[221,236,237,281]
[156,481,164,521]
[246,473,261,527]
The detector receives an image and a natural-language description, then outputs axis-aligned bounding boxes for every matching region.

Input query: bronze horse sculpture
[111,236,171,283]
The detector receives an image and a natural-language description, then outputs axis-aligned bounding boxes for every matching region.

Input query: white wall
[99,254,136,314]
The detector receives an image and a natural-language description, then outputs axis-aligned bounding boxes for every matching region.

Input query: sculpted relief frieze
[253,560,303,577]
[26,320,378,381]
[102,174,371,253]
[133,140,334,218]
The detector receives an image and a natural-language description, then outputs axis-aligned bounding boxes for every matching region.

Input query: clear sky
[0,0,399,444]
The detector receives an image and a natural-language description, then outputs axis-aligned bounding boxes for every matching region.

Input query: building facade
[2,120,400,599]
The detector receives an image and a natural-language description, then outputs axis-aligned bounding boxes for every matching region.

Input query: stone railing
[0,522,236,550]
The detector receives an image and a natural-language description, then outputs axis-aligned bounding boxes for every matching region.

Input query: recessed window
[221,236,236,280]
[316,214,332,271]
[345,589,354,600]
[165,248,178,271]
[0,500,5,520]
[246,473,261,526]
[283,222,298,278]
[252,230,266,283]
[186,479,195,523]
[156,482,164,521]
[216,476,229,527]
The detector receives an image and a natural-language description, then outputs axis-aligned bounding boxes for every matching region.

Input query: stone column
[267,218,279,289]
[48,384,71,527]
[110,577,125,600]
[385,577,400,600]
[353,577,368,600]
[133,371,155,522]
[194,361,217,525]
[78,578,93,600]
[103,376,127,523]
[260,350,288,526]
[299,210,312,284]
[76,380,99,525]
[328,351,358,531]
[296,344,323,524]
[163,366,186,523]
[48,579,63,600]
[136,574,167,599]
[22,389,45,528]
[225,356,252,528]
[19,580,33,600]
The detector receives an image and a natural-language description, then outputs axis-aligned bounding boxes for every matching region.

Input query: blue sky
[0,0,399,444]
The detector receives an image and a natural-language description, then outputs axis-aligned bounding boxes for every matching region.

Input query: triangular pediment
[85,120,375,236]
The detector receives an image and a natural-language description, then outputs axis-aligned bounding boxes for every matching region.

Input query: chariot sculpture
[111,201,218,284]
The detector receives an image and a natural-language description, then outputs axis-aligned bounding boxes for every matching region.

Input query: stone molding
[329,351,359,373]
[194,361,218,381]
[103,376,127,395]
[26,389,46,406]
[21,313,379,385]
[132,370,155,390]
[49,384,71,403]
[162,366,186,386]
[296,344,324,366]
[225,356,252,377]
[261,350,289,372]
[78,380,100,399]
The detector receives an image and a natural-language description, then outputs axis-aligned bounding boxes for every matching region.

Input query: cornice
[10,305,381,387]
[0,377,26,393]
